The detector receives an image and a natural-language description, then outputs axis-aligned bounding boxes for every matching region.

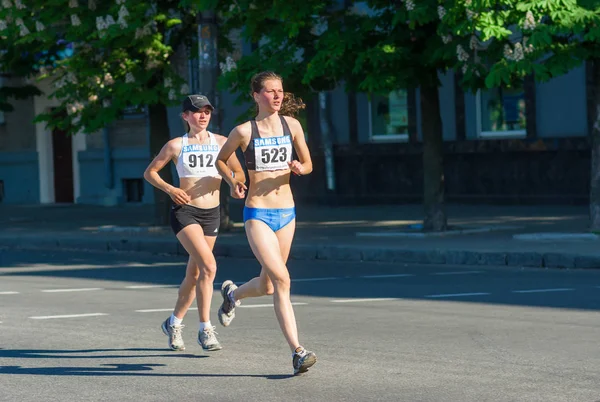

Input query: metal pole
[197,11,220,133]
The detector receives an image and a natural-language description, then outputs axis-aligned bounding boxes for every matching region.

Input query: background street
[1,249,599,401]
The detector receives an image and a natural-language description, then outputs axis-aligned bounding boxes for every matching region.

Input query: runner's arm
[143,140,179,195]
[216,128,245,187]
[288,117,313,175]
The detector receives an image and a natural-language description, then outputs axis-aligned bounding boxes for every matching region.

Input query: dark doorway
[52,124,74,203]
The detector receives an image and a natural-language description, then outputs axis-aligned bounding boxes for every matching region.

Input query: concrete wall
[0,77,39,203]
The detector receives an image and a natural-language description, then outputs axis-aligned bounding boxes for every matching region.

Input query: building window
[476,85,527,138]
[369,89,410,142]
[122,178,144,203]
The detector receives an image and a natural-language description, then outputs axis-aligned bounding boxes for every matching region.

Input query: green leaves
[0,0,202,136]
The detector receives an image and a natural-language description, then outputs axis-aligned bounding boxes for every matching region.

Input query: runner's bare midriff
[180,176,221,209]
[246,169,294,209]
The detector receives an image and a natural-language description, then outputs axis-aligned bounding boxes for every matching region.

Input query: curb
[2,236,600,269]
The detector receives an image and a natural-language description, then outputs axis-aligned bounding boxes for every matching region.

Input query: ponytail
[250,70,305,117]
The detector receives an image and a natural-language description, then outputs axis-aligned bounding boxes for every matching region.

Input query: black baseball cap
[182,94,214,112]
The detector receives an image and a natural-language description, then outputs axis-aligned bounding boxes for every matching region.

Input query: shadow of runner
[0,363,292,380]
[0,348,200,360]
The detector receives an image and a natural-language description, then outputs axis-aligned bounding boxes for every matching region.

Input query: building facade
[0,61,591,206]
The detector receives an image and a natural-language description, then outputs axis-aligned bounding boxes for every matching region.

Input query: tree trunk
[198,11,231,230]
[590,60,600,232]
[420,84,447,231]
[148,103,173,226]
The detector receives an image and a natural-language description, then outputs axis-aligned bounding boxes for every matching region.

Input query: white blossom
[179,84,189,95]
[469,35,478,50]
[96,16,106,31]
[103,73,114,85]
[14,0,24,9]
[503,43,524,61]
[89,94,98,102]
[35,21,45,32]
[456,44,469,62]
[0,20,6,30]
[65,72,77,84]
[523,36,534,54]
[125,72,135,83]
[164,77,172,87]
[503,44,513,59]
[513,43,524,61]
[118,5,129,18]
[437,6,446,20]
[523,11,536,30]
[2,0,11,8]
[69,0,78,7]
[16,19,29,36]
[135,23,152,39]
[462,64,468,74]
[103,99,111,108]
[405,0,415,11]
[168,89,177,100]
[219,55,237,73]
[71,15,81,26]
[116,0,125,4]
[441,34,452,44]
[117,15,127,28]
[105,15,116,26]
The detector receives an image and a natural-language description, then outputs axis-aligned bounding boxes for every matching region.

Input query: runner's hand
[169,188,191,205]
[288,160,304,176]
[230,179,247,199]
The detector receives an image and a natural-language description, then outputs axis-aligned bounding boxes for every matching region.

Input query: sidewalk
[1,202,599,269]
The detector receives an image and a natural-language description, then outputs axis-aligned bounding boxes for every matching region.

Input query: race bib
[254,135,292,172]
[181,143,220,176]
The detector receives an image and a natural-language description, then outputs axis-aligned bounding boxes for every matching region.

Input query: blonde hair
[250,71,305,117]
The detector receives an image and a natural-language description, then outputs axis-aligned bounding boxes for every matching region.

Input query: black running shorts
[170,204,220,236]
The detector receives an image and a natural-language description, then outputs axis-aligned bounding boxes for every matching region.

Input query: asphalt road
[1,248,600,402]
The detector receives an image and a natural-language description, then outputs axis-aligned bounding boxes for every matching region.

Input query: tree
[440,0,599,230]
[0,0,224,225]
[217,1,456,230]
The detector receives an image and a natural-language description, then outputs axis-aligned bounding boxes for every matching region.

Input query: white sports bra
[175,132,221,178]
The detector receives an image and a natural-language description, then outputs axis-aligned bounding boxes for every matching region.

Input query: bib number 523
[261,147,288,164]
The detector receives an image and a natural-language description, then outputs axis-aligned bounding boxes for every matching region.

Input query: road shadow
[2,249,600,312]
[0,347,201,360]
[0,364,291,380]
[0,348,292,380]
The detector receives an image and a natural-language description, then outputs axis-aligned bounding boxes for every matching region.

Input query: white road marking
[425,292,490,298]
[432,271,482,276]
[135,309,173,313]
[42,288,103,293]
[512,288,574,294]
[331,298,400,303]
[239,302,308,309]
[125,285,177,289]
[292,277,338,282]
[0,291,19,295]
[360,274,415,279]
[29,313,108,320]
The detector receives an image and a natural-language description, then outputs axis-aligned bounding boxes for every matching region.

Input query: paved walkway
[1,202,599,269]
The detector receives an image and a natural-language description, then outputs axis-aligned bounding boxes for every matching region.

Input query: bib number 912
[188,153,214,168]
